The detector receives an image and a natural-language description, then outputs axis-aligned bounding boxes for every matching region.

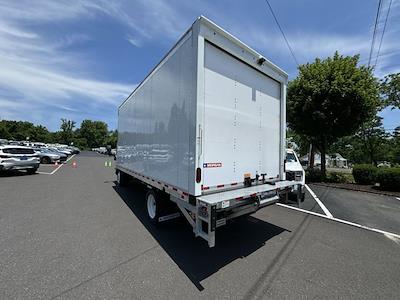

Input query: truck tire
[146,190,165,225]
[117,170,130,186]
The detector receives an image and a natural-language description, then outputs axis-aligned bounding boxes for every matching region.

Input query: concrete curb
[310,182,400,198]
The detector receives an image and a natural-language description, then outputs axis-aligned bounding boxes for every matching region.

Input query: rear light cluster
[196,168,201,183]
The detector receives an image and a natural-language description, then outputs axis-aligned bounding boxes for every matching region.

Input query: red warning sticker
[203,162,222,168]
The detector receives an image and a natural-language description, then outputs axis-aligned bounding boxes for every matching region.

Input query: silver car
[34,148,61,164]
[0,146,40,174]
[49,147,72,156]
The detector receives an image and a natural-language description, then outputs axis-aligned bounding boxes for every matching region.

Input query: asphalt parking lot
[285,184,400,236]
[1,151,399,299]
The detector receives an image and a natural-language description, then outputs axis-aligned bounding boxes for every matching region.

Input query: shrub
[352,164,377,185]
[375,168,400,191]
[305,168,324,183]
[325,172,352,183]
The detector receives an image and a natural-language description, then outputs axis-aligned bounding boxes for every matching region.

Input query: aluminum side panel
[202,42,281,188]
[117,33,197,193]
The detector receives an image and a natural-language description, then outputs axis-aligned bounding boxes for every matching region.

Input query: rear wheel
[41,156,51,164]
[117,170,130,186]
[146,190,166,225]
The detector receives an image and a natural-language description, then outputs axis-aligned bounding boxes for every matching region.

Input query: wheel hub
[147,194,156,219]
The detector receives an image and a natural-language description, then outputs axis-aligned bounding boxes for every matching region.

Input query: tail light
[196,167,201,183]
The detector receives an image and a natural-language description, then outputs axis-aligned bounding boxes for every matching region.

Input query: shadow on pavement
[0,170,37,177]
[113,183,289,291]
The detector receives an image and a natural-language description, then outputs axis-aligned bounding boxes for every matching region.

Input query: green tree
[105,130,118,148]
[330,119,393,166]
[0,120,51,142]
[30,125,51,143]
[0,121,12,139]
[287,52,379,175]
[59,118,76,145]
[329,136,361,164]
[381,73,400,109]
[390,126,400,165]
[286,128,309,157]
[78,120,108,149]
[355,117,389,166]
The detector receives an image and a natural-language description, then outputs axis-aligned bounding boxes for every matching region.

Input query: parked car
[285,149,305,201]
[98,147,107,154]
[0,145,40,174]
[34,148,62,164]
[44,148,69,161]
[48,147,72,156]
[377,161,391,168]
[67,146,80,154]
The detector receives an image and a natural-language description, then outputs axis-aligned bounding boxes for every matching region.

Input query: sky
[0,0,399,132]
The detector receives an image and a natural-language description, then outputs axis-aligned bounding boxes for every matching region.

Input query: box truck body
[116,16,299,247]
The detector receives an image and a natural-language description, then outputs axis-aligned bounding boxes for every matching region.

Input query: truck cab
[285,149,305,201]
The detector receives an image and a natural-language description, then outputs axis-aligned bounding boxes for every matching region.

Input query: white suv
[285,149,305,201]
[0,146,40,174]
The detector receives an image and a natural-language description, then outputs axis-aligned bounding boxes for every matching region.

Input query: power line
[373,0,393,68]
[358,50,398,65]
[263,0,299,67]
[368,0,383,67]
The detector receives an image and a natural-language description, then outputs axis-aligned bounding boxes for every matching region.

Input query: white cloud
[0,0,398,129]
[0,0,195,127]
[0,0,139,129]
[98,0,189,41]
[126,36,142,48]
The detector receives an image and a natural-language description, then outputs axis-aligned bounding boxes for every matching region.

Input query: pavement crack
[49,244,159,299]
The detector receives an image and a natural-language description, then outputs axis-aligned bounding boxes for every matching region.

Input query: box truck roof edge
[118,15,288,110]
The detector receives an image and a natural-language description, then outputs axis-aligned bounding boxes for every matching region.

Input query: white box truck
[116,16,300,247]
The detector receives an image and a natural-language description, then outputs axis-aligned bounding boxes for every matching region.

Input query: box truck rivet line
[116,16,301,247]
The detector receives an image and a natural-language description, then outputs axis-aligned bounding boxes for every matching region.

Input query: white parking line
[305,184,333,218]
[396,197,400,201]
[277,203,400,241]
[37,154,76,175]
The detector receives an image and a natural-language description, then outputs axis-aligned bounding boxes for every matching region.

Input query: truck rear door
[201,42,282,191]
